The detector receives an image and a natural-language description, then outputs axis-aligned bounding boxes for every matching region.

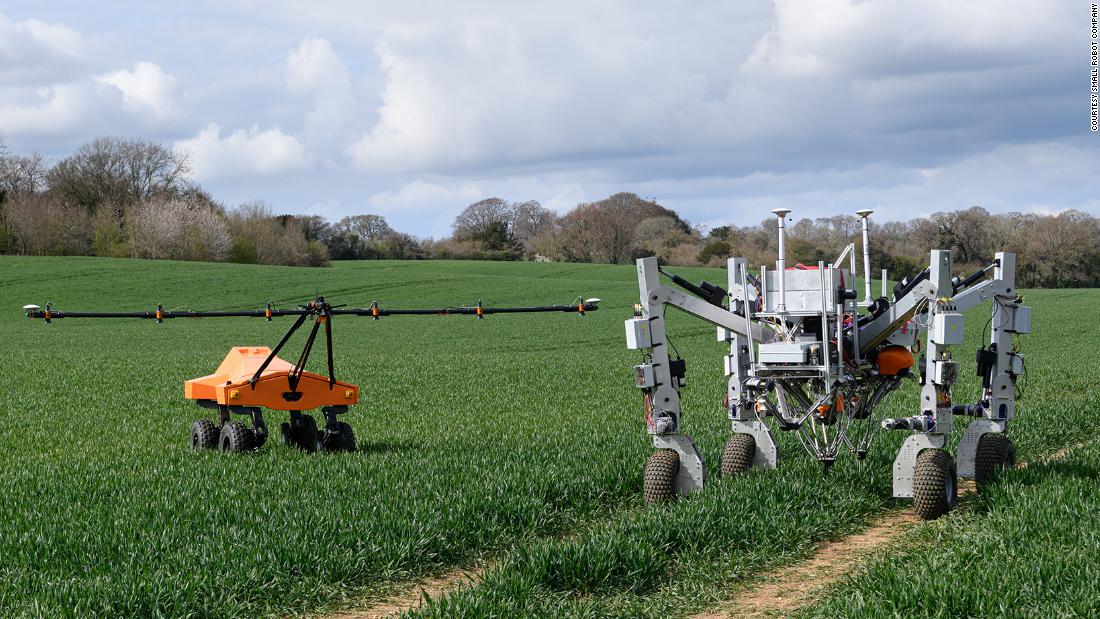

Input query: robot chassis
[626,209,1031,519]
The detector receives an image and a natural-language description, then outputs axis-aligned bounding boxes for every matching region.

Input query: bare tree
[2,193,93,256]
[555,193,686,264]
[336,214,393,244]
[225,201,325,266]
[47,137,191,211]
[126,194,231,262]
[0,151,48,201]
[511,201,554,243]
[452,198,513,246]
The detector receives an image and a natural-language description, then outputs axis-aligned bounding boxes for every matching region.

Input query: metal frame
[627,213,1029,513]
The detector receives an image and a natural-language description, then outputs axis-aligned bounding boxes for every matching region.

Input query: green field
[1,256,1097,618]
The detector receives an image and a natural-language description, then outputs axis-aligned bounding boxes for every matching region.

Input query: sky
[0,0,1095,238]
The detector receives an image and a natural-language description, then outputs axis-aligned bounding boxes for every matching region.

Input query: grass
[0,256,1095,618]
[798,288,1100,619]
[410,282,1100,618]
[798,442,1100,618]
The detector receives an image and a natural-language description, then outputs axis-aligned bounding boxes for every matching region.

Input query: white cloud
[285,37,357,144]
[174,123,309,181]
[0,14,85,86]
[0,82,102,134]
[0,15,176,138]
[369,179,482,212]
[345,5,767,173]
[339,0,1079,179]
[286,37,349,95]
[97,62,180,121]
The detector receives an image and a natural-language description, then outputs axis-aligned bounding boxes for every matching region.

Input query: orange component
[184,347,359,411]
[876,345,915,376]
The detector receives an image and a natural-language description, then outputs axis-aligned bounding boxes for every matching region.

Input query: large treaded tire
[643,449,680,503]
[251,426,267,449]
[913,449,957,520]
[219,420,254,453]
[283,415,319,453]
[190,419,219,451]
[321,421,356,453]
[975,433,1015,491]
[720,434,756,477]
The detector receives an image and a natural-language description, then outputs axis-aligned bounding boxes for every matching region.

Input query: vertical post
[924,249,955,435]
[818,261,830,378]
[833,264,843,376]
[636,256,680,434]
[881,268,888,299]
[730,257,780,470]
[741,263,757,367]
[848,246,861,366]
[772,208,791,313]
[989,252,1017,421]
[760,265,768,312]
[856,209,874,306]
[727,258,752,420]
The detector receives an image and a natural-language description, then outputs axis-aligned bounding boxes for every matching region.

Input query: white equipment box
[625,318,652,349]
[763,268,854,314]
[634,364,656,388]
[758,341,813,364]
[931,313,965,345]
[1007,305,1031,334]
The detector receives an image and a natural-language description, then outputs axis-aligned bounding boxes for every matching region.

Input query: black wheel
[219,420,254,453]
[321,421,356,453]
[643,449,680,503]
[280,422,292,446]
[284,414,319,453]
[720,433,756,477]
[975,433,1015,491]
[913,449,957,520]
[190,419,219,451]
[242,426,257,450]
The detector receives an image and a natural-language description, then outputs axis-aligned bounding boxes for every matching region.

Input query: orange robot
[25,296,599,454]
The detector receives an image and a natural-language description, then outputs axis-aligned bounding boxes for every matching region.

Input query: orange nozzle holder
[578,303,585,315]
[265,303,272,321]
[155,304,163,323]
[43,303,52,323]
[476,302,483,319]
[370,301,379,320]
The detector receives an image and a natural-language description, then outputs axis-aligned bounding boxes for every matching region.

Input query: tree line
[2,138,1097,288]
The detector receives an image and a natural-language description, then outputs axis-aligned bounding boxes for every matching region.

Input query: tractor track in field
[315,439,1094,619]
[323,563,487,619]
[689,437,1094,619]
